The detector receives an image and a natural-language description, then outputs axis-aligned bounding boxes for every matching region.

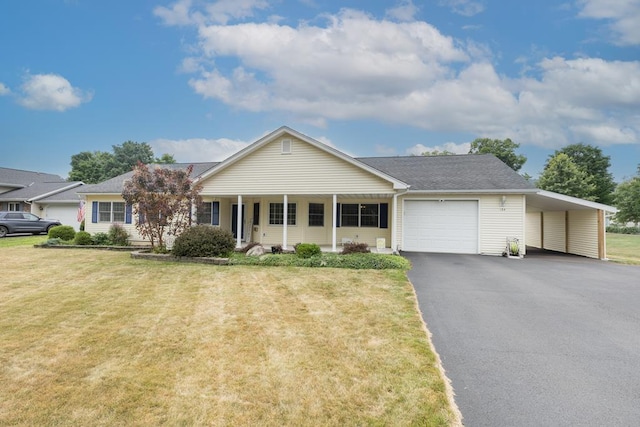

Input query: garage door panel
[403,200,478,253]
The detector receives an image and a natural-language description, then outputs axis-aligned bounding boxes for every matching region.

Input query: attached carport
[525,190,617,260]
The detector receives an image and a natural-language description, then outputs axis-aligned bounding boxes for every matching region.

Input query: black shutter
[335,203,341,227]
[379,203,388,229]
[92,201,98,223]
[125,204,132,224]
[253,203,260,226]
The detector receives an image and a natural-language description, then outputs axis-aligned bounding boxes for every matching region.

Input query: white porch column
[332,194,337,252]
[282,195,288,250]
[236,195,243,249]
[392,193,397,252]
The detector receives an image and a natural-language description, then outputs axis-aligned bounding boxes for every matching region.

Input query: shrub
[229,252,411,270]
[48,225,76,241]
[91,232,111,245]
[172,225,235,258]
[295,243,321,258]
[41,238,63,246]
[606,225,639,234]
[108,223,130,246]
[74,231,93,245]
[341,242,371,254]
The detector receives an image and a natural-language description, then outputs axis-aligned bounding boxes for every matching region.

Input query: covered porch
[197,192,398,252]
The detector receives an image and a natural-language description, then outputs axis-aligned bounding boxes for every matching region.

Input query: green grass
[607,233,640,265]
[0,246,459,426]
[0,235,48,248]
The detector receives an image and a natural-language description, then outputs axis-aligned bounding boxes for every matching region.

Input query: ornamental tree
[122,163,202,250]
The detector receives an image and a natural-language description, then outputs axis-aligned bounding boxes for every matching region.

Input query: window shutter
[212,201,220,226]
[379,203,388,229]
[253,203,260,226]
[125,204,132,224]
[92,201,98,223]
[335,203,341,227]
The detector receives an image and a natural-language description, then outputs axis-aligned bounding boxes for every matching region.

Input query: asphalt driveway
[405,252,640,426]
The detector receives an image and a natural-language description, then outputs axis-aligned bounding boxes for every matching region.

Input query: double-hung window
[99,202,125,223]
[308,203,324,227]
[340,203,379,227]
[269,203,296,225]
[197,201,220,226]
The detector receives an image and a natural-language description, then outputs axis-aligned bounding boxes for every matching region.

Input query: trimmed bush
[108,223,130,246]
[172,225,235,258]
[295,243,321,258]
[48,225,76,241]
[91,232,110,245]
[74,231,93,245]
[341,242,371,254]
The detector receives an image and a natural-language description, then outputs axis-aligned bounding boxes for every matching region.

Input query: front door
[231,204,245,240]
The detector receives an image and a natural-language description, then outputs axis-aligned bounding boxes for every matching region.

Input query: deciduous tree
[613,166,640,225]
[537,153,596,200]
[68,141,175,183]
[121,163,202,251]
[553,143,615,204]
[468,138,527,172]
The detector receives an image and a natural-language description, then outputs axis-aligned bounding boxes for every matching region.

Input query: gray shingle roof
[356,154,535,191]
[0,182,82,201]
[78,162,219,194]
[0,167,65,187]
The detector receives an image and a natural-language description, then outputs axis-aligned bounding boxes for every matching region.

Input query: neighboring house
[0,167,84,230]
[79,126,617,259]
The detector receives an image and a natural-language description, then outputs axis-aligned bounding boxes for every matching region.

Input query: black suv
[0,211,62,237]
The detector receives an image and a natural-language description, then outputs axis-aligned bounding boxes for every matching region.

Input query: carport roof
[526,190,617,213]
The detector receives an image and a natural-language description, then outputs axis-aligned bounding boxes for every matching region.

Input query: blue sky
[1,0,639,182]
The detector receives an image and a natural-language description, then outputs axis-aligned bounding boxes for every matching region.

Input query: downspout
[392,187,410,253]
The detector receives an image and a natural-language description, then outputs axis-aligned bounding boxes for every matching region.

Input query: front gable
[199,128,406,196]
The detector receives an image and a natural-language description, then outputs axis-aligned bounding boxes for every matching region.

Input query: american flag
[77,201,85,222]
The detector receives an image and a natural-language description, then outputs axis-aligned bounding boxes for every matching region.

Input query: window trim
[340,203,381,228]
[97,201,127,223]
[308,203,324,227]
[269,202,297,226]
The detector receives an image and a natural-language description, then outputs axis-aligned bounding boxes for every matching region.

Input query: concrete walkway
[405,252,640,426]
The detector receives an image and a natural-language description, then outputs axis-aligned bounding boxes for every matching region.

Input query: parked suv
[0,211,62,237]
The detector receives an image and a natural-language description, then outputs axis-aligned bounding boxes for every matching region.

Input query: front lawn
[0,246,459,426]
[607,233,640,265]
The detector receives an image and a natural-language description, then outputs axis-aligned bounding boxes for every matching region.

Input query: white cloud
[0,82,10,96]
[385,0,419,22]
[148,137,249,163]
[577,0,640,45]
[439,0,485,17]
[161,4,640,149]
[154,0,269,26]
[18,73,92,111]
[406,142,471,155]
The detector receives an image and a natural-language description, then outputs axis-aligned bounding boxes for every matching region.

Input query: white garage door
[403,200,478,253]
[45,204,81,230]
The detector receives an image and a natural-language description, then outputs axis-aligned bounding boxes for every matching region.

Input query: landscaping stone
[246,245,265,256]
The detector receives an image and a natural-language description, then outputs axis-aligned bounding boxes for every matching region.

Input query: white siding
[397,194,525,256]
[568,210,599,258]
[200,137,395,195]
[543,211,566,253]
[479,195,525,255]
[84,196,145,243]
[525,212,542,248]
